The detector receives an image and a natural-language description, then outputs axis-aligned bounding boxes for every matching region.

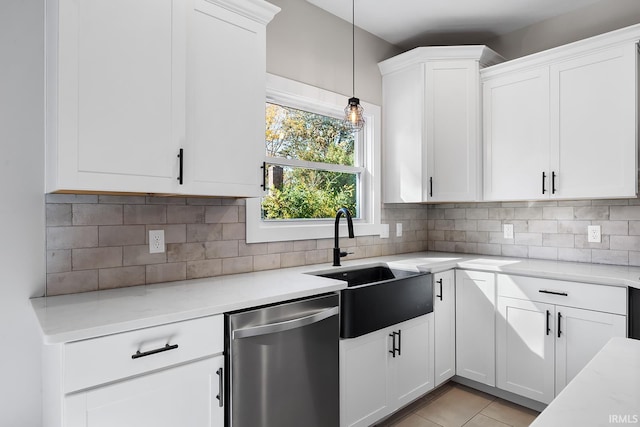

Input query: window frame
[246,74,382,243]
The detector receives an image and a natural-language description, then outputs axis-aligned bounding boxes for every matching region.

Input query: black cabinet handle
[260,162,267,191]
[389,331,401,357]
[557,312,563,338]
[216,368,224,407]
[132,343,179,359]
[436,278,443,301]
[539,289,568,296]
[389,332,397,357]
[397,329,401,356]
[542,171,547,194]
[552,171,557,194]
[177,149,184,185]
[429,177,433,198]
[546,310,551,336]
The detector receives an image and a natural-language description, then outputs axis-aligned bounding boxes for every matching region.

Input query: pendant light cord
[352,0,355,97]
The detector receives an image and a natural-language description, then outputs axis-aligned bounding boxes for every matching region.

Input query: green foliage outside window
[262,103,358,220]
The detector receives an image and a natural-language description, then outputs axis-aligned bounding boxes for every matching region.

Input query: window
[262,103,361,220]
[246,74,381,243]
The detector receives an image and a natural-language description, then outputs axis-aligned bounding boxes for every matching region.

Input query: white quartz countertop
[31,251,640,344]
[530,337,640,427]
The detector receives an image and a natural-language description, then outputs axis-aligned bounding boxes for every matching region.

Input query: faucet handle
[340,251,354,258]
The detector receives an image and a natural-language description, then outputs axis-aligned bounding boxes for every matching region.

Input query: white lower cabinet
[434,270,456,387]
[65,356,224,427]
[455,270,496,386]
[43,315,225,427]
[554,305,627,393]
[496,274,627,404]
[340,314,434,427]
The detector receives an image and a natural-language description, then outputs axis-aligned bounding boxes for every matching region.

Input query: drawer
[497,274,626,315]
[64,315,223,393]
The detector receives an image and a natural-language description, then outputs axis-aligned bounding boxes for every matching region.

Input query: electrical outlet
[380,224,389,239]
[503,223,514,239]
[396,222,403,237]
[588,225,601,243]
[149,230,165,253]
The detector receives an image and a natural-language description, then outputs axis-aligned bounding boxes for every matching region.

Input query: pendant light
[344,0,365,131]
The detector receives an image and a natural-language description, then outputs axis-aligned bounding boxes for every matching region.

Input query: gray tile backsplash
[45,193,640,296]
[45,194,428,295]
[427,199,640,266]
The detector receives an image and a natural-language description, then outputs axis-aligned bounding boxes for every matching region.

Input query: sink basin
[309,263,433,338]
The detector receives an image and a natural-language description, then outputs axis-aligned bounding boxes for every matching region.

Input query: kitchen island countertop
[530,337,640,427]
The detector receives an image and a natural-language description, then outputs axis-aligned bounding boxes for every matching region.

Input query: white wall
[0,0,46,426]
[266,0,400,106]
[486,0,640,59]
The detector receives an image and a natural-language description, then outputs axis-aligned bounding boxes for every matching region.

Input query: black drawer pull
[552,171,557,194]
[539,289,568,296]
[132,343,179,359]
[542,171,546,194]
[429,176,433,198]
[436,278,443,301]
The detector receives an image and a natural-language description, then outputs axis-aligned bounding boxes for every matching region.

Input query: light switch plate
[380,224,389,239]
[503,224,514,239]
[396,223,403,237]
[588,225,601,243]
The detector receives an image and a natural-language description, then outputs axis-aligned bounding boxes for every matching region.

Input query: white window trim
[246,73,382,243]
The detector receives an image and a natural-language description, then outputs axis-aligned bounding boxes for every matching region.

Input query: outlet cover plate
[149,230,165,253]
[503,224,514,239]
[396,223,403,237]
[588,225,601,243]
[380,224,389,239]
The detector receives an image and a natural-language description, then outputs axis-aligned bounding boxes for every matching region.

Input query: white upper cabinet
[379,46,504,203]
[483,68,550,200]
[185,0,271,196]
[46,0,279,196]
[550,45,637,199]
[482,25,639,201]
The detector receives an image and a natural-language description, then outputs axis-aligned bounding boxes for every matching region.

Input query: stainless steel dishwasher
[225,293,339,427]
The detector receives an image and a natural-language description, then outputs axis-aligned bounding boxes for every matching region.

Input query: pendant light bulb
[344,0,364,132]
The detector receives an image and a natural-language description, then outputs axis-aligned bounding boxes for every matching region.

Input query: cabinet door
[340,328,391,427]
[426,61,480,202]
[389,314,435,408]
[550,44,637,199]
[184,0,267,197]
[555,306,626,395]
[65,356,224,427]
[455,270,496,386]
[434,270,456,386]
[483,68,550,200]
[382,64,426,203]
[496,297,555,404]
[52,0,184,193]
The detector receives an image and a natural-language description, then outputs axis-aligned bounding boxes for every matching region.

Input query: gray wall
[0,0,46,425]
[266,0,401,106]
[485,0,640,59]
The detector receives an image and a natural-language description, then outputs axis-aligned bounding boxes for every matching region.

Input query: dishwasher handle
[232,306,339,340]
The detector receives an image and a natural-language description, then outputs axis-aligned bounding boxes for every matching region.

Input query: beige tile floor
[376,382,539,427]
